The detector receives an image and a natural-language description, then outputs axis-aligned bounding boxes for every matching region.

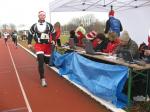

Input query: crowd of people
[0,30,18,48]
[1,9,149,91]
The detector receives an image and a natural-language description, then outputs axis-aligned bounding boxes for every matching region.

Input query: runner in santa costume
[28,11,55,87]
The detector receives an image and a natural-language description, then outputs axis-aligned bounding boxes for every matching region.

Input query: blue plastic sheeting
[51,51,129,108]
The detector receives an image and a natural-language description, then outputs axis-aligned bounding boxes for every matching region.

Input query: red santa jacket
[103,38,120,53]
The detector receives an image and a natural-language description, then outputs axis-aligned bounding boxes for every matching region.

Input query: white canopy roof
[49,0,150,44]
[49,0,150,12]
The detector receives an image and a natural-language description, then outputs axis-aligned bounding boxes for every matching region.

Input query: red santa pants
[34,43,52,56]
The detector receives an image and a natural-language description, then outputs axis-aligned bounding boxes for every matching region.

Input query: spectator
[85,31,97,48]
[105,9,123,36]
[53,22,61,45]
[75,24,86,47]
[94,33,109,52]
[69,30,78,44]
[114,30,139,59]
[103,32,120,53]
[144,50,150,56]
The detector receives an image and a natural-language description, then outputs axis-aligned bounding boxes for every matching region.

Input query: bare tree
[61,14,105,34]
[9,23,16,31]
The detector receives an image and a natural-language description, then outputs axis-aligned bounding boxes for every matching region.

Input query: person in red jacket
[103,32,120,54]
[54,22,61,45]
[75,24,86,47]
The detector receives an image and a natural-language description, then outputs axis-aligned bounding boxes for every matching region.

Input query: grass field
[18,34,69,46]
[60,34,69,45]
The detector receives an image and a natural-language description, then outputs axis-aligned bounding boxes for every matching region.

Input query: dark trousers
[12,38,17,46]
[37,54,49,79]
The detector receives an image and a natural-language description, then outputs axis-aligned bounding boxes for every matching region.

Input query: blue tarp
[51,51,129,108]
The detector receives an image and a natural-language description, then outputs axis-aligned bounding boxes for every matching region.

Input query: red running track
[0,39,110,112]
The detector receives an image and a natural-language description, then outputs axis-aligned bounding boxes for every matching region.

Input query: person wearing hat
[28,11,55,87]
[85,31,98,48]
[104,9,123,36]
[75,24,86,47]
[114,30,139,59]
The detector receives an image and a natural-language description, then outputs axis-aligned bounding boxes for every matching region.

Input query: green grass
[60,34,69,44]
[18,34,69,52]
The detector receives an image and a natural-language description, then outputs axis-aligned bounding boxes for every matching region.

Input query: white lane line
[1,107,27,112]
[7,45,32,112]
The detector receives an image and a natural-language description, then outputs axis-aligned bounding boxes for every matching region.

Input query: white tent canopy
[49,0,150,44]
[49,0,150,12]
[49,1,150,111]
[116,6,150,45]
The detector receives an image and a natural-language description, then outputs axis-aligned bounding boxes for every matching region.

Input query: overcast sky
[0,0,107,27]
[0,0,51,26]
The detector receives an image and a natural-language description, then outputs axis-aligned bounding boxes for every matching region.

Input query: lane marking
[7,45,32,112]
[1,107,27,112]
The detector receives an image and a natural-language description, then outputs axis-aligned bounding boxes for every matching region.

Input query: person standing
[54,22,61,44]
[11,30,18,48]
[28,11,55,87]
[104,9,123,37]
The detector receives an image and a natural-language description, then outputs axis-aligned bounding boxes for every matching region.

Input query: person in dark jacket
[11,30,18,48]
[69,30,78,44]
[114,30,139,59]
[94,33,109,52]
[105,10,123,36]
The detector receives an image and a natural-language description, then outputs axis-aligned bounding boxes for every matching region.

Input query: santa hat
[86,31,97,40]
[109,10,114,17]
[38,11,46,16]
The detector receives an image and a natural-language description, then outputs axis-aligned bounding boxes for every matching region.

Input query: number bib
[39,33,49,44]
[41,33,49,39]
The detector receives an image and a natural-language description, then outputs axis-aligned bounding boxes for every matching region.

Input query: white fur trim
[36,51,44,54]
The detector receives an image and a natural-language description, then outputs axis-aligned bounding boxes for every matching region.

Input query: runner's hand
[28,44,32,49]
[51,40,55,45]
